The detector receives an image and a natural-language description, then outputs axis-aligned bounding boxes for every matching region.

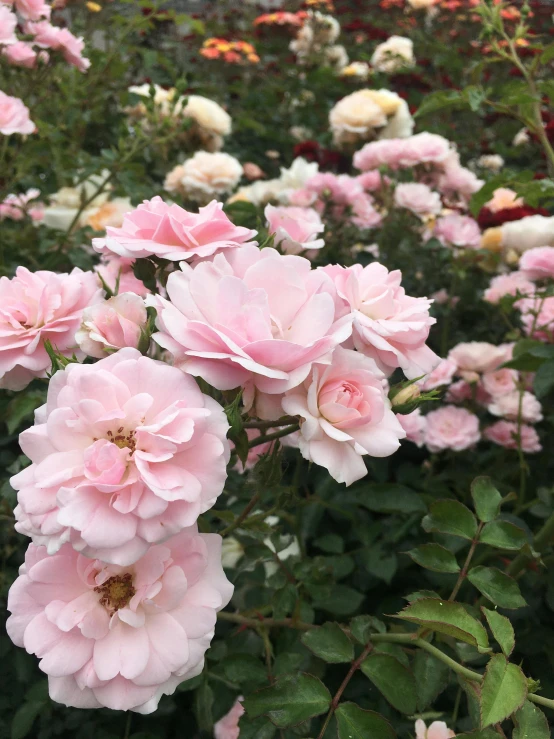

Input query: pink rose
[519,246,554,281]
[282,348,405,485]
[400,132,452,167]
[433,214,481,249]
[484,420,541,453]
[0,267,102,390]
[356,170,387,192]
[13,0,51,20]
[265,204,325,254]
[480,368,518,397]
[322,263,439,379]
[0,188,44,220]
[93,197,257,262]
[445,379,473,404]
[7,529,233,712]
[76,293,148,358]
[397,408,427,447]
[350,193,382,229]
[2,41,38,67]
[415,719,455,739]
[12,349,230,565]
[485,187,523,213]
[447,342,511,377]
[418,358,457,391]
[0,6,17,44]
[353,138,408,171]
[424,406,480,452]
[517,296,554,342]
[436,157,483,202]
[214,698,245,739]
[95,256,150,298]
[487,390,543,424]
[149,245,352,395]
[394,183,441,216]
[27,21,90,71]
[306,172,364,207]
[0,91,35,135]
[483,272,535,304]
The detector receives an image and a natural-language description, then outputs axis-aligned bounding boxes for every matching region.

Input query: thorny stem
[247,424,300,449]
[244,417,298,430]
[219,494,261,537]
[448,522,484,601]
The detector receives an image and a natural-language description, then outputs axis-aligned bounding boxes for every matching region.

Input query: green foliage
[300,622,354,663]
[480,654,527,727]
[243,674,331,728]
[360,653,417,715]
[335,703,397,739]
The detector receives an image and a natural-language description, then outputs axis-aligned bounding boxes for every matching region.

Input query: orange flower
[200,47,220,59]
[224,50,242,63]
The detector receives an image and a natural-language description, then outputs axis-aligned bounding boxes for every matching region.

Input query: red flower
[477,205,550,229]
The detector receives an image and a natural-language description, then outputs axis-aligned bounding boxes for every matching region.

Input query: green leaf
[301,623,354,663]
[422,500,478,540]
[335,703,397,739]
[222,654,268,686]
[313,534,344,554]
[243,673,331,728]
[11,702,43,739]
[407,543,460,573]
[468,567,527,609]
[194,681,214,732]
[480,521,527,551]
[480,654,527,727]
[394,598,490,650]
[471,477,502,522]
[513,700,550,739]
[237,715,277,739]
[540,42,554,65]
[360,653,417,714]
[413,650,450,710]
[533,361,554,398]
[482,608,515,657]
[312,585,364,616]
[415,90,466,118]
[6,390,46,435]
[349,615,385,644]
[457,731,499,738]
[356,483,426,514]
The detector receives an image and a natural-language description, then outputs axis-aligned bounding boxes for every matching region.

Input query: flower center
[94,573,136,614]
[107,427,137,452]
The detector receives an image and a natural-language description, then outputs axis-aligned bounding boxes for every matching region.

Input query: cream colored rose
[182,95,231,137]
[164,151,243,204]
[329,88,413,146]
[324,44,349,71]
[371,36,414,73]
[128,83,177,117]
[340,61,371,80]
[42,172,115,232]
[407,0,439,8]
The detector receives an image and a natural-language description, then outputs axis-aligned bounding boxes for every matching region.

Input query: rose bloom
[323,263,439,379]
[445,379,473,404]
[0,5,17,44]
[480,367,518,398]
[95,256,150,298]
[2,41,38,68]
[448,341,511,379]
[12,349,230,565]
[92,197,256,261]
[424,406,481,452]
[483,272,535,304]
[0,267,102,390]
[350,193,382,229]
[477,154,504,173]
[76,293,148,359]
[354,133,451,171]
[265,204,325,254]
[433,214,481,250]
[519,246,554,281]
[407,0,439,7]
[41,172,114,231]
[182,95,231,151]
[484,420,541,453]
[12,0,51,20]
[518,296,554,342]
[418,358,457,391]
[164,152,243,205]
[488,390,543,424]
[329,89,413,147]
[483,215,554,255]
[340,61,371,80]
[394,183,441,216]
[28,21,90,72]
[397,408,427,447]
[7,528,233,713]
[282,348,405,485]
[149,244,352,397]
[354,138,407,171]
[486,187,523,213]
[371,35,414,73]
[436,158,483,203]
[415,719,455,739]
[356,171,386,192]
[0,188,44,221]
[0,91,35,135]
[214,698,245,739]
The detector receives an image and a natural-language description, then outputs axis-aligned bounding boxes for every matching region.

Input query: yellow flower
[86,1,102,11]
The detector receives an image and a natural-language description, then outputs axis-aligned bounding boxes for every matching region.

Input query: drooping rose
[2,41,38,67]
[27,21,90,71]
[265,204,325,254]
[76,293,148,358]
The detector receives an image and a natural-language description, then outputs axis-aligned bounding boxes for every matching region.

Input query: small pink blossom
[0,91,35,135]
[448,342,511,377]
[419,358,457,391]
[2,41,38,67]
[350,193,382,229]
[424,406,481,452]
[93,197,257,262]
[415,719,455,739]
[397,408,427,447]
[282,348,405,486]
[517,296,554,342]
[0,188,44,221]
[434,214,481,250]
[486,187,523,213]
[12,349,231,565]
[7,529,233,713]
[214,698,245,739]
[0,6,17,44]
[481,368,518,397]
[95,256,150,298]
[483,272,535,304]
[519,246,554,281]
[322,263,439,379]
[356,171,386,192]
[76,293,148,358]
[394,182,441,216]
[488,390,543,424]
[445,379,473,403]
[436,157,483,202]
[484,420,541,453]
[26,21,90,71]
[265,204,325,254]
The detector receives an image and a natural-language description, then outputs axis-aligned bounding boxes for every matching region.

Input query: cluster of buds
[200,38,259,64]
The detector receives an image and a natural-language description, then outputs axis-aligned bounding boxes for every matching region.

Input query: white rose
[164,151,243,204]
[182,95,231,137]
[371,36,415,73]
[329,88,414,146]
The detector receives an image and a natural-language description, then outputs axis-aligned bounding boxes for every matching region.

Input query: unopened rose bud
[76,292,148,358]
[391,384,421,407]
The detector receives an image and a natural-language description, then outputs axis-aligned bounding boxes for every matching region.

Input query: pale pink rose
[484,420,541,453]
[424,406,480,452]
[436,157,483,202]
[95,256,150,298]
[418,358,456,391]
[14,0,51,20]
[93,197,257,262]
[434,214,481,249]
[353,138,408,171]
[76,293,148,358]
[7,529,233,713]
[12,349,230,565]
[0,267,102,390]
[350,193,382,229]
[394,183,441,216]
[356,170,386,192]
[149,245,352,395]
[483,272,535,304]
[0,188,44,220]
[26,21,90,71]
[415,719,455,739]
[0,6,17,44]
[397,408,427,447]
[214,698,245,739]
[322,263,439,379]
[265,204,325,254]
[447,342,510,377]
[2,41,38,67]
[282,348,405,485]
[288,188,318,208]
[488,390,543,424]
[519,246,554,281]
[0,91,35,135]
[400,132,452,167]
[306,172,364,206]
[445,379,473,403]
[243,162,265,180]
[481,368,518,397]
[517,296,554,342]
[485,187,523,213]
